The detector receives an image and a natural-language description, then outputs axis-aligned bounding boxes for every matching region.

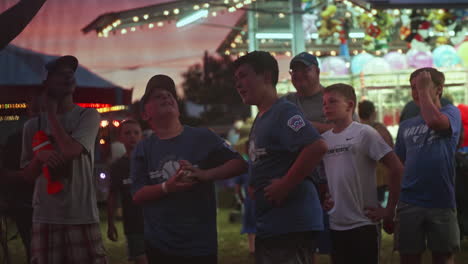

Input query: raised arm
[0,0,47,50]
[414,71,450,132]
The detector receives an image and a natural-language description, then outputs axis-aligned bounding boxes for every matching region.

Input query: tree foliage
[181,51,249,126]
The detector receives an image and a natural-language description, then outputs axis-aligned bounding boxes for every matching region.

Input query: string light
[100,139,106,145]
[278,13,285,18]
[173,8,180,15]
[149,23,154,28]
[133,16,139,22]
[285,51,291,57]
[121,29,127,34]
[163,10,169,15]
[100,120,109,128]
[193,5,200,10]
[225,50,231,55]
[228,7,236,12]
[131,27,136,32]
[143,14,149,20]
[203,3,210,8]
[315,51,321,56]
[330,50,336,56]
[212,11,217,17]
[157,22,164,27]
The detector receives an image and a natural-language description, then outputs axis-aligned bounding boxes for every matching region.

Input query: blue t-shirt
[131,126,243,256]
[248,98,324,238]
[395,104,461,208]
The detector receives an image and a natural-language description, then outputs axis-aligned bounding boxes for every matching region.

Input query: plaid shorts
[31,223,107,264]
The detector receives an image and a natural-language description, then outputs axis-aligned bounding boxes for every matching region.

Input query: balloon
[320,56,348,76]
[351,53,374,74]
[406,49,433,68]
[432,45,461,68]
[384,51,408,70]
[457,41,468,67]
[362,57,391,74]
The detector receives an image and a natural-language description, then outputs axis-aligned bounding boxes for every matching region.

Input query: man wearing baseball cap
[283,52,334,264]
[20,55,107,263]
[131,74,247,263]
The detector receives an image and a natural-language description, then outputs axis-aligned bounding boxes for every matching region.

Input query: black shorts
[145,242,217,264]
[255,231,318,264]
[330,225,380,264]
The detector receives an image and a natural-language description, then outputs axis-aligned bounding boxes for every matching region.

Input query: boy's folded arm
[281,139,327,191]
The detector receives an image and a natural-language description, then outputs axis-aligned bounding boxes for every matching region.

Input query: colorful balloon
[457,41,468,67]
[320,56,348,76]
[433,45,461,68]
[406,49,433,68]
[362,57,391,74]
[384,51,408,70]
[351,53,374,74]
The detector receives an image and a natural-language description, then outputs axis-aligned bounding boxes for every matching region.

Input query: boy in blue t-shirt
[233,51,328,264]
[131,74,248,264]
[395,68,461,264]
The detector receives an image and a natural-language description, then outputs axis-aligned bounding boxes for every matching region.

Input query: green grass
[2,208,468,264]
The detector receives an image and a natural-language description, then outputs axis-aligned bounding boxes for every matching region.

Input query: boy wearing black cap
[131,74,247,264]
[20,55,106,263]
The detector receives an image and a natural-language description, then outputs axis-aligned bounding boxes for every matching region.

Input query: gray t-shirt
[21,105,100,224]
[284,92,360,123]
[284,92,326,123]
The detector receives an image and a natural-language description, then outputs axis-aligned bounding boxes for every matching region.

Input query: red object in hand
[32,130,63,194]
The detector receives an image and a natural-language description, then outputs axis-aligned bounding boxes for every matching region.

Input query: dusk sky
[2,0,248,101]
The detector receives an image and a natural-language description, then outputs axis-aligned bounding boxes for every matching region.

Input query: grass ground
[2,208,468,264]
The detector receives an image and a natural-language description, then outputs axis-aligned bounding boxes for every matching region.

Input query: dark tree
[181,51,250,126]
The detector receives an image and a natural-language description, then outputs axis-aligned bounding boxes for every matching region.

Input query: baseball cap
[141,74,177,107]
[45,55,78,72]
[290,52,319,69]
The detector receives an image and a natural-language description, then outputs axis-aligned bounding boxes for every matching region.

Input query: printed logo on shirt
[326,144,350,156]
[122,178,132,185]
[149,160,180,181]
[403,124,441,146]
[223,141,236,152]
[287,115,306,132]
[248,140,267,163]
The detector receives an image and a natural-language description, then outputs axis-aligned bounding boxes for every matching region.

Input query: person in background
[395,68,461,264]
[358,99,394,205]
[107,119,147,264]
[234,140,256,255]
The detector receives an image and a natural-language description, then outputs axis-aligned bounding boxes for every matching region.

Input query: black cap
[141,74,177,107]
[45,55,78,72]
[290,52,319,69]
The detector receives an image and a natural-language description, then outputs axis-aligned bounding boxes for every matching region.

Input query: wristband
[162,182,168,194]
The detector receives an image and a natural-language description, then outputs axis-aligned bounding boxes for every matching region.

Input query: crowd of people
[0,25,465,264]
[0,1,465,264]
